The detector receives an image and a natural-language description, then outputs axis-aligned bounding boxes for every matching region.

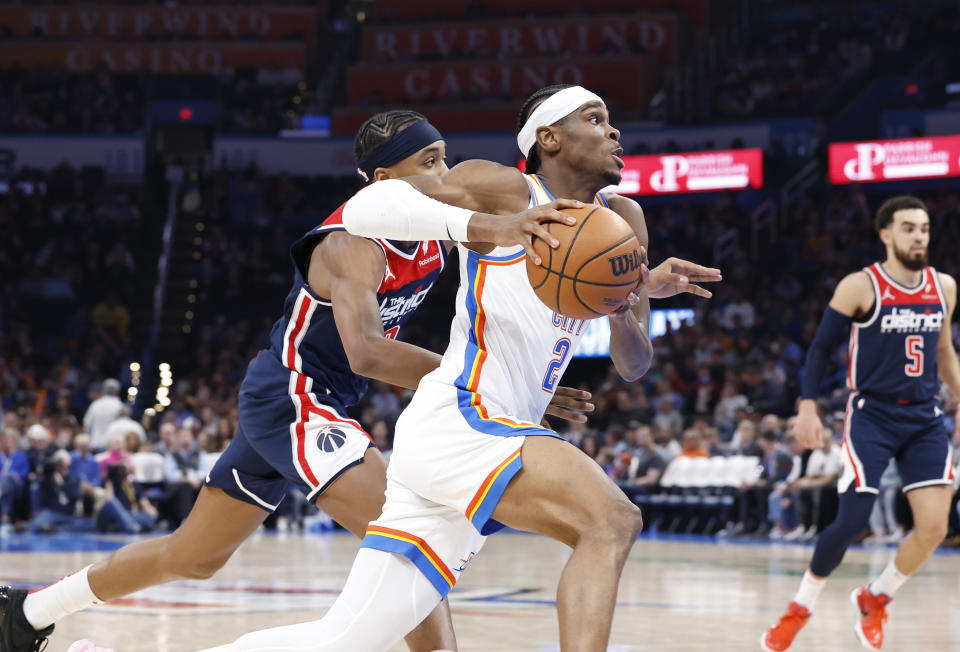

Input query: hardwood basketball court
[2,531,957,651]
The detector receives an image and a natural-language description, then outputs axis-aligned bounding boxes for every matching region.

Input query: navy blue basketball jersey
[847,263,947,401]
[248,202,445,407]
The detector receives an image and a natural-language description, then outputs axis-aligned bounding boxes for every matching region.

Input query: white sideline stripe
[232,468,281,510]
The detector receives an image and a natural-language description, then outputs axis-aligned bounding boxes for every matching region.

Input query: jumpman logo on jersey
[383,261,396,282]
[881,287,896,302]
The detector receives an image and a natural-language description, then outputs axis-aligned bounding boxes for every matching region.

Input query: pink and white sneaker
[67,639,117,652]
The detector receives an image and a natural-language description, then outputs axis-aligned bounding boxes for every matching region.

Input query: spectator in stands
[97,463,158,534]
[368,381,401,422]
[83,379,124,450]
[783,429,842,541]
[103,405,147,446]
[714,383,749,437]
[719,287,756,330]
[768,433,806,540]
[0,428,30,535]
[624,424,666,489]
[370,419,392,460]
[98,436,129,480]
[25,424,56,481]
[557,418,589,449]
[724,430,793,537]
[679,429,710,459]
[653,395,683,437]
[700,426,723,457]
[728,419,762,456]
[163,426,202,527]
[196,431,223,481]
[653,425,681,463]
[153,423,177,456]
[608,390,648,428]
[30,450,95,534]
[69,433,101,516]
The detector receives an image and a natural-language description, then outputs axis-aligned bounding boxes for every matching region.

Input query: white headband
[517,86,604,157]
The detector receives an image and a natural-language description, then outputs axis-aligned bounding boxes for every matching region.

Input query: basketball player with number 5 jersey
[199,85,720,652]
[763,196,960,651]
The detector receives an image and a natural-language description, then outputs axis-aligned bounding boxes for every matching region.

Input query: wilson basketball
[526,205,643,320]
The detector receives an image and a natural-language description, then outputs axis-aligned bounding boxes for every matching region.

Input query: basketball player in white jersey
[199,85,721,652]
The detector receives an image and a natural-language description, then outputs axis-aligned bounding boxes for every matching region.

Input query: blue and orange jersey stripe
[454,250,547,435]
[465,447,523,532]
[361,525,456,597]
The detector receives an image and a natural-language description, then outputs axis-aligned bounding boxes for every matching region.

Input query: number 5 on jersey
[542,338,572,392]
[905,335,924,377]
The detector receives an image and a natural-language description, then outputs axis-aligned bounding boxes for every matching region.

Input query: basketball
[526,205,643,320]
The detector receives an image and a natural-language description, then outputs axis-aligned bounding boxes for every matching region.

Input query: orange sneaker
[851,586,891,650]
[761,601,811,651]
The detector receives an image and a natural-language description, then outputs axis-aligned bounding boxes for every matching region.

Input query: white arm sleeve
[341,179,474,242]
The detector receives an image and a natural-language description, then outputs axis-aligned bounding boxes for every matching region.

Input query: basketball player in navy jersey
[197,84,721,652]
[0,111,593,652]
[763,196,960,651]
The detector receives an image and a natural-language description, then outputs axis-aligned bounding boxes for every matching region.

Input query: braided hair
[516,84,574,174]
[353,110,427,163]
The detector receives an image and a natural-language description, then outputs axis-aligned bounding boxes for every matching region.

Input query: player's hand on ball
[495,198,584,265]
[544,386,595,423]
[610,247,649,316]
[647,257,722,299]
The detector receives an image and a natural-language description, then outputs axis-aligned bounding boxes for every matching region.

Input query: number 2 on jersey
[905,335,924,377]
[542,338,571,392]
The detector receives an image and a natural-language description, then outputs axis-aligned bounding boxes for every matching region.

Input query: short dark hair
[759,429,778,443]
[516,84,575,174]
[353,110,427,164]
[875,195,928,233]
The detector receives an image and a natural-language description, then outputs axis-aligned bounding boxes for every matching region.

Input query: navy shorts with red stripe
[841,394,954,494]
[206,352,374,512]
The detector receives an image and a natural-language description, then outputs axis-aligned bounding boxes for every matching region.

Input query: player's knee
[583,497,643,548]
[163,537,232,580]
[914,519,948,550]
[183,554,230,580]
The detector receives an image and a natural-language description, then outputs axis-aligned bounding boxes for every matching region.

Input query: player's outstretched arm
[605,194,654,382]
[646,258,722,299]
[311,232,441,390]
[309,232,595,420]
[936,273,960,418]
[340,159,583,265]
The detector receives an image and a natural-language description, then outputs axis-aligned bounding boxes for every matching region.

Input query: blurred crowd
[2,160,960,544]
[0,64,313,134]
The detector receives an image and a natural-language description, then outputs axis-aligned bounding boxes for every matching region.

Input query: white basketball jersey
[420,174,609,431]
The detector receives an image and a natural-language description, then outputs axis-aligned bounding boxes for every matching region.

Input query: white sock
[869,560,909,598]
[793,569,827,611]
[23,565,102,630]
